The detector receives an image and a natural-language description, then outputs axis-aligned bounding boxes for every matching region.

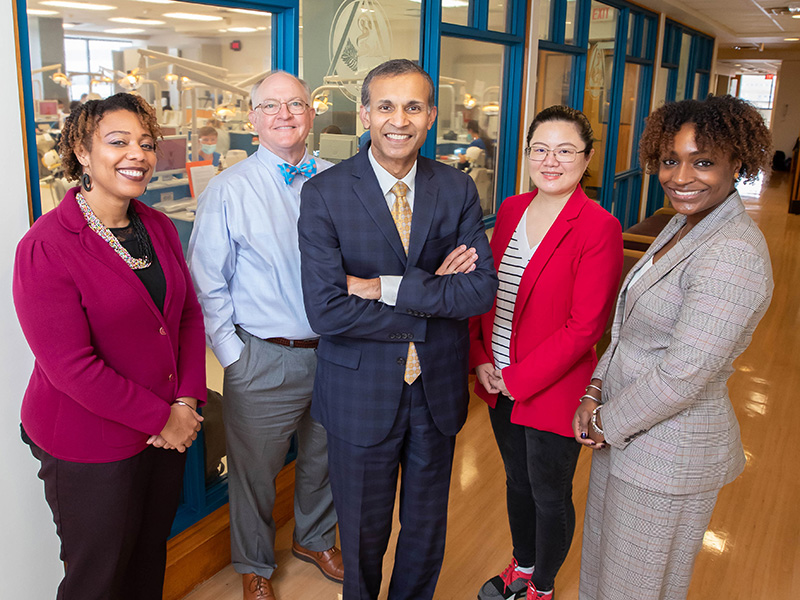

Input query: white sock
[515,564,535,575]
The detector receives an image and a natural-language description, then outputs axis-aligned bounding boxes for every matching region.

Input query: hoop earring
[81,172,93,192]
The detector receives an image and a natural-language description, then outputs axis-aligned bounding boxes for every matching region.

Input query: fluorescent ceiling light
[63,23,77,28]
[228,8,267,16]
[106,28,144,33]
[228,27,257,33]
[163,12,223,22]
[41,1,116,10]
[785,37,800,41]
[109,17,164,24]
[27,9,59,15]
[794,14,800,18]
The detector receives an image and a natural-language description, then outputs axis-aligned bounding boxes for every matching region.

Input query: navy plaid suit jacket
[299,148,498,447]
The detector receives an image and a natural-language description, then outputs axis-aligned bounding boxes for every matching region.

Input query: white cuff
[379,275,402,306]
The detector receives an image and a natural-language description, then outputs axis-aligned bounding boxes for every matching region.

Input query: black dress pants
[23,428,186,600]
[488,394,582,591]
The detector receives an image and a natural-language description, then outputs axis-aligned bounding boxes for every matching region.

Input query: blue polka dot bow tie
[279,159,317,184]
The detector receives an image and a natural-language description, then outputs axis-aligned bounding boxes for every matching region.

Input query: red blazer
[469,186,623,436]
[14,187,207,462]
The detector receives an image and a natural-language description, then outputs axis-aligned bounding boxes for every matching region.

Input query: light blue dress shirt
[188,145,332,367]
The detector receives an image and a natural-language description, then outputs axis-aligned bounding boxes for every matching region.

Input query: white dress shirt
[367,147,417,306]
[187,144,332,367]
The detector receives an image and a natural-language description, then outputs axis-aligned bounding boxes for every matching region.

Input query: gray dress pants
[223,328,337,578]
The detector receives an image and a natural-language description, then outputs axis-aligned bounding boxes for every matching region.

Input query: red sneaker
[477,558,533,600]
[514,580,554,600]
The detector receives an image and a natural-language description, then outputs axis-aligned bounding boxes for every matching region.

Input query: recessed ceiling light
[105,28,144,34]
[62,23,77,28]
[793,14,800,18]
[41,1,116,10]
[735,63,742,67]
[109,17,164,25]
[27,9,59,15]
[163,12,223,22]
[257,26,267,31]
[228,27,257,33]
[785,37,800,41]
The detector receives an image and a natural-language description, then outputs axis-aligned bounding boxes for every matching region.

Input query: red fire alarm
[230,40,242,51]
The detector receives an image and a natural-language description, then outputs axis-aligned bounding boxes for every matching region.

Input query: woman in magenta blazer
[13,94,206,599]
[470,106,623,600]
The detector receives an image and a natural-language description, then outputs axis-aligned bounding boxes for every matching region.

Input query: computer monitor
[160,126,178,136]
[319,133,358,164]
[36,100,59,119]
[155,135,188,178]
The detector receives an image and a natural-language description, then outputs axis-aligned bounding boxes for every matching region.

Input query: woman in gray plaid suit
[572,95,774,600]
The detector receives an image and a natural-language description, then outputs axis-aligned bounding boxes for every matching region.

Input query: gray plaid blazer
[595,191,773,495]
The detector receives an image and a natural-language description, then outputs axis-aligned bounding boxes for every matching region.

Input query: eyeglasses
[253,98,309,115]
[524,145,589,163]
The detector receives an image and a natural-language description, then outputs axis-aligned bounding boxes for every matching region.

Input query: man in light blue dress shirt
[188,71,342,600]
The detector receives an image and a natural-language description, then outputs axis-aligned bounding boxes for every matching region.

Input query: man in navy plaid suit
[299,59,498,600]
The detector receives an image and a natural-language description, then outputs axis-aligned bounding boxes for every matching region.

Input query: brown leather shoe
[291,540,344,583]
[242,573,276,600]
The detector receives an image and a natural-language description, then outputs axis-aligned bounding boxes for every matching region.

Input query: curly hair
[59,93,161,182]
[639,95,772,183]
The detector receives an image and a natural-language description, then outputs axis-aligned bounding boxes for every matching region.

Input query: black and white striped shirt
[492,209,539,370]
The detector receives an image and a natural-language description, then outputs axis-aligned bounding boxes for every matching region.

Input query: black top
[109,223,167,313]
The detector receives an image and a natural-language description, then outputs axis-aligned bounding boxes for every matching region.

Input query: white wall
[1,3,64,598]
[771,61,800,156]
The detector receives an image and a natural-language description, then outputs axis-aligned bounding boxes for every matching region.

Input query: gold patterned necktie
[390,181,421,384]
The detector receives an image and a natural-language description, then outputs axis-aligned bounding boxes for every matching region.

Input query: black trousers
[23,428,186,600]
[326,379,456,600]
[488,395,582,591]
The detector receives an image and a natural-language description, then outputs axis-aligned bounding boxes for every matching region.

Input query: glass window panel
[442,0,469,27]
[535,50,573,114]
[654,66,670,108]
[439,37,504,216]
[299,0,421,161]
[615,62,640,173]
[539,0,552,41]
[626,13,635,56]
[675,33,692,101]
[488,0,509,32]
[642,18,651,59]
[565,0,577,45]
[582,1,618,201]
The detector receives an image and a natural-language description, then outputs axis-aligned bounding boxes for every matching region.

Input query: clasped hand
[346,245,478,300]
[146,397,203,453]
[572,396,606,450]
[475,364,514,400]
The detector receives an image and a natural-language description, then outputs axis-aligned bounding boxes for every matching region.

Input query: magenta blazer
[14,187,207,463]
[469,186,623,437]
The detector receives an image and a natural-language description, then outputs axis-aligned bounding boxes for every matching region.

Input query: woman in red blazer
[13,94,206,599]
[471,106,623,600]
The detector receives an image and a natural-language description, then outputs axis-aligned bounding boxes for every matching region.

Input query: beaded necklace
[76,192,151,270]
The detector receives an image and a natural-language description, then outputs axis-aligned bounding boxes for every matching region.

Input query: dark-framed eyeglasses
[253,98,309,115]
[524,145,589,163]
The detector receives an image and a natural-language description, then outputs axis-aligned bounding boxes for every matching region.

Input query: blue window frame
[536,0,657,228]
[421,0,526,228]
[14,0,300,537]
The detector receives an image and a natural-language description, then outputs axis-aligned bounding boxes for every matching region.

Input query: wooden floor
[182,173,800,600]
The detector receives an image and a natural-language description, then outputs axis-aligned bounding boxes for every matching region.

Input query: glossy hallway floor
[183,173,799,600]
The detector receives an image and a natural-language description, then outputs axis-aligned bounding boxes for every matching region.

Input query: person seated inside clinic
[197,125,224,168]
